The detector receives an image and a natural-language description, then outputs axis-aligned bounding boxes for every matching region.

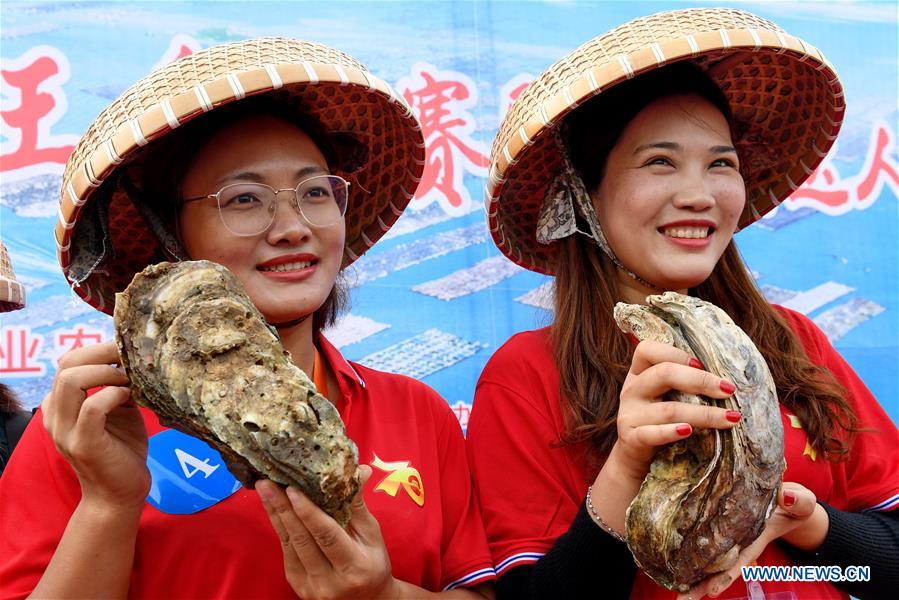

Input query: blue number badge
[146,430,242,514]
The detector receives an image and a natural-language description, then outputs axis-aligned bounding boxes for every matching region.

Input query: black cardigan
[496,497,899,600]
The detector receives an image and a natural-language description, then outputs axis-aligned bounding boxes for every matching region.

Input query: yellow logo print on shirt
[371,454,425,507]
[787,413,817,461]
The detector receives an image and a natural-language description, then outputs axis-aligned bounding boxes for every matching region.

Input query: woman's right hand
[611,340,743,483]
[42,341,150,510]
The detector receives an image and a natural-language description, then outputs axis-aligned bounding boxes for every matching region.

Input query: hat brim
[56,38,425,314]
[487,9,844,275]
[0,277,25,312]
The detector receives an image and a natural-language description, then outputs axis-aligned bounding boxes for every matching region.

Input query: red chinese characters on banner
[853,125,899,204]
[767,122,898,217]
[0,46,79,180]
[397,63,489,214]
[151,34,201,71]
[450,401,471,431]
[785,161,850,209]
[0,326,47,378]
[53,326,105,365]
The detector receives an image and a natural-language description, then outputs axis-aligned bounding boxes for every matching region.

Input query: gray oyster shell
[114,260,359,525]
[614,292,785,591]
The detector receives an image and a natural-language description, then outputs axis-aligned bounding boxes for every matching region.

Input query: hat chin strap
[596,233,665,294]
[268,313,311,329]
[536,127,664,295]
[118,171,191,263]
[570,188,663,294]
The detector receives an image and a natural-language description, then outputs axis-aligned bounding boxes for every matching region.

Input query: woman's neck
[275,317,316,378]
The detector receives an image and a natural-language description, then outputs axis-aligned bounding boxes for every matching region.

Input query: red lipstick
[256,253,319,281]
[658,220,716,248]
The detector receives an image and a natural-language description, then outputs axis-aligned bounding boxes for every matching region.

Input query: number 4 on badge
[174,448,220,479]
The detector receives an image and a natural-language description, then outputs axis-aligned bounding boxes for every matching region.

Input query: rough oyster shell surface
[114,260,359,525]
[614,292,785,591]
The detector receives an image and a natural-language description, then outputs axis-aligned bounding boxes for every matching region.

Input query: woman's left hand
[257,465,398,600]
[677,482,827,600]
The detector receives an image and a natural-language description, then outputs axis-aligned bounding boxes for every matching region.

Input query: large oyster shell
[114,260,359,525]
[614,292,785,591]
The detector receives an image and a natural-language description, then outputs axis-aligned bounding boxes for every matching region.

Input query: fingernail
[720,380,736,394]
[256,483,275,503]
[627,332,640,345]
[358,464,373,485]
[725,410,742,423]
[676,424,692,436]
[784,490,796,507]
[286,486,301,502]
[688,357,704,369]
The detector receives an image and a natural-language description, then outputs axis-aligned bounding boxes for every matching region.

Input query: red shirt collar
[315,333,366,414]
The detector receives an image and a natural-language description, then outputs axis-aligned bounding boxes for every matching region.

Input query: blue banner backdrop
[2,1,897,428]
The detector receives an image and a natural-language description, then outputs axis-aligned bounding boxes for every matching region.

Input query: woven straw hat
[486,8,844,274]
[1,242,26,312]
[56,37,425,314]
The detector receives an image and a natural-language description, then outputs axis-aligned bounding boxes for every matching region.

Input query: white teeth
[664,226,710,239]
[260,261,313,272]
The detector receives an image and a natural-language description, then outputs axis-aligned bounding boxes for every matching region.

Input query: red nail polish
[784,490,796,507]
[688,357,704,369]
[627,333,640,345]
[720,380,736,394]
[725,410,742,423]
[676,424,692,436]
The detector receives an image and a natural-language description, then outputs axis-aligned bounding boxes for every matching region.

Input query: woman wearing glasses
[0,39,495,599]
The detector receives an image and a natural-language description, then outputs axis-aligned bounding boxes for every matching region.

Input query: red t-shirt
[0,335,495,598]
[466,307,899,599]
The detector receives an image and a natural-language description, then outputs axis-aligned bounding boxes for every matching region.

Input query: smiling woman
[134,97,357,333]
[586,93,746,298]
[176,111,348,330]
[0,38,496,600]
[467,7,899,600]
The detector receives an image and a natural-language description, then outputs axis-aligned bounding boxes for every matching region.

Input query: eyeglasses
[182,174,350,236]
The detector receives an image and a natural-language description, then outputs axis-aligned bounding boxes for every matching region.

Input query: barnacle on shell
[114,260,359,525]
[614,292,785,592]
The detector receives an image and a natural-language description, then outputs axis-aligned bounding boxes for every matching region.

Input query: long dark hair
[0,384,23,415]
[133,96,352,331]
[553,62,857,463]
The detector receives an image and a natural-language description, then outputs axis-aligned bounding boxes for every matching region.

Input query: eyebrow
[632,142,738,155]
[219,165,328,185]
[633,141,680,154]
